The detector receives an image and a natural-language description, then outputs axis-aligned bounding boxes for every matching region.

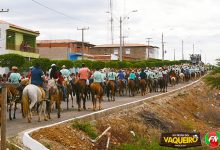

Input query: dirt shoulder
[32,81,220,149]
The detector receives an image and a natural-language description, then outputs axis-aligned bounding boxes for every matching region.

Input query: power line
[31,0,88,24]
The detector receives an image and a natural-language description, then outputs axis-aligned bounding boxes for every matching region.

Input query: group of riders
[1,63,208,122]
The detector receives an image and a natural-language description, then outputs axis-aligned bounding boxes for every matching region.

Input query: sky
[1,0,220,64]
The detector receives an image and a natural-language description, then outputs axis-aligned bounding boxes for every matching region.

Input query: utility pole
[146,37,152,59]
[0,9,9,12]
[109,0,114,44]
[77,27,89,60]
[119,17,123,61]
[146,37,152,46]
[181,40,183,60]
[174,49,176,61]
[193,43,195,54]
[162,33,165,60]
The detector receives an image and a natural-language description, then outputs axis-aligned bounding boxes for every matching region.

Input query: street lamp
[119,10,137,61]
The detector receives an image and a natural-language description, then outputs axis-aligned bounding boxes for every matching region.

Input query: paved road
[2,81,194,138]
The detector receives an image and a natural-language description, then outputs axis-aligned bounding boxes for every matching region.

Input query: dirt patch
[32,81,220,149]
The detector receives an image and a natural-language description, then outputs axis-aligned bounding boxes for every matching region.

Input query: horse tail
[22,89,29,118]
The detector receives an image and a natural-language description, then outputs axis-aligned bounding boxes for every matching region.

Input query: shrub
[0,54,25,69]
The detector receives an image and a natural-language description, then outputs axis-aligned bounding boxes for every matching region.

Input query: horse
[90,82,104,111]
[128,79,135,96]
[6,78,29,120]
[6,84,21,120]
[179,73,185,83]
[75,79,87,111]
[106,80,115,101]
[135,78,140,94]
[118,79,126,96]
[158,75,168,92]
[22,84,48,123]
[63,77,74,109]
[152,78,159,92]
[48,79,62,118]
[140,79,147,96]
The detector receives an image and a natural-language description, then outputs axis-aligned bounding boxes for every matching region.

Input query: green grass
[72,121,98,139]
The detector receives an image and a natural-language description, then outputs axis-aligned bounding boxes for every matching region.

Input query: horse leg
[42,101,48,121]
[13,102,17,119]
[83,93,86,110]
[9,103,12,120]
[67,95,69,110]
[71,93,74,108]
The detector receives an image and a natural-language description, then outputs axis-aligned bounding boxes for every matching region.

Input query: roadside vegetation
[0,54,191,72]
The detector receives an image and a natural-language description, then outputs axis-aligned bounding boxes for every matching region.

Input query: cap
[51,64,56,67]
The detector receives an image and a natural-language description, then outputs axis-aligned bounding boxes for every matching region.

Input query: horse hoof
[44,118,48,121]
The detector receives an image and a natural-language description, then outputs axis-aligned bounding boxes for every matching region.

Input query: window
[125,48,130,54]
[114,48,118,54]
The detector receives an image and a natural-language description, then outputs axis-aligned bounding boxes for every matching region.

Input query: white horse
[22,84,47,123]
[179,73,185,83]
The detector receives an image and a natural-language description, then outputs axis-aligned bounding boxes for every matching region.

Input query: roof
[37,39,95,46]
[0,20,40,35]
[95,44,159,48]
[37,39,78,44]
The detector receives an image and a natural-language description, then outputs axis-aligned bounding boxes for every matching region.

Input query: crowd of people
[1,63,208,97]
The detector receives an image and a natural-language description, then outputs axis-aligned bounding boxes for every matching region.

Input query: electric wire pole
[162,33,165,60]
[182,40,184,60]
[77,27,89,60]
[146,37,152,59]
[109,0,114,44]
[174,49,176,60]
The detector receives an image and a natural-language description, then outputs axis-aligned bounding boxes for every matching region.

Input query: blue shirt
[31,67,45,86]
[118,72,125,80]
[129,73,136,80]
[8,73,21,84]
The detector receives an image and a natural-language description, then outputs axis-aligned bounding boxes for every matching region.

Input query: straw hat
[62,65,66,68]
[12,66,18,70]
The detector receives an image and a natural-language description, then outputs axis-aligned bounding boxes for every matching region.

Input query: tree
[0,54,25,69]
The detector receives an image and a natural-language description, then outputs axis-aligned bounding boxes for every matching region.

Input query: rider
[30,63,47,99]
[78,63,91,85]
[117,70,125,83]
[60,65,71,78]
[8,66,21,84]
[108,68,117,89]
[139,68,147,80]
[93,68,104,87]
[129,70,136,80]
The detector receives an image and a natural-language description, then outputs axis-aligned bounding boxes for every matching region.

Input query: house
[0,20,40,59]
[89,44,159,61]
[37,40,95,60]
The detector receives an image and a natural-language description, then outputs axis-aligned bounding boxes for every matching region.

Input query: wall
[0,24,9,54]
[90,46,147,60]
[39,47,68,60]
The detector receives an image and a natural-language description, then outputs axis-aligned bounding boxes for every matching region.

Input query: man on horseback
[8,66,21,84]
[31,63,46,91]
[108,68,117,88]
[60,65,71,78]
[78,63,90,84]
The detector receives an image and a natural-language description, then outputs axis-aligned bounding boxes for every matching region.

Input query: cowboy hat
[51,64,56,67]
[62,65,66,68]
[12,66,18,70]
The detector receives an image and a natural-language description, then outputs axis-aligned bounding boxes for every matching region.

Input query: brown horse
[48,79,62,118]
[118,79,126,96]
[106,80,115,101]
[63,78,74,109]
[75,79,87,111]
[128,79,135,96]
[140,79,147,96]
[90,82,104,111]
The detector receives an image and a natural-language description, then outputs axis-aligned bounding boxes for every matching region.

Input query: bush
[32,58,51,72]
[0,54,25,69]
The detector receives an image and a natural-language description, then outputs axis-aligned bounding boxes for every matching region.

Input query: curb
[22,78,203,150]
